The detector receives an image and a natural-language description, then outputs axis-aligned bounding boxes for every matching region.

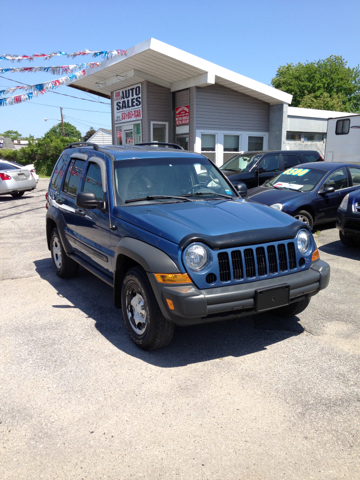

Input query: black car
[337,189,360,246]
[220,150,324,189]
[246,162,360,228]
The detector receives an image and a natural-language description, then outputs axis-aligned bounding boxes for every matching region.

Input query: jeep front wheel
[121,267,175,350]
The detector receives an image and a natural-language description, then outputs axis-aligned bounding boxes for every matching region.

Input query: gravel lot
[1,179,359,480]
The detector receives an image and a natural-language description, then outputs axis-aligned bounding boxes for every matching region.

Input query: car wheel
[294,210,314,228]
[339,231,360,247]
[121,267,175,351]
[272,298,310,318]
[11,191,24,198]
[50,228,79,278]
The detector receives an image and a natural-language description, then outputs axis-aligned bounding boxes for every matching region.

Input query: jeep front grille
[216,241,297,284]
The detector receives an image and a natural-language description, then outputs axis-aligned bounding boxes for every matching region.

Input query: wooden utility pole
[60,107,65,137]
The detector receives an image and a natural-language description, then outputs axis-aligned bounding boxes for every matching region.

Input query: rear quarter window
[50,154,69,192]
[303,153,320,163]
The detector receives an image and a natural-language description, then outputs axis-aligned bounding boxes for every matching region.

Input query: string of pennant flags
[0,49,126,62]
[0,70,86,107]
[0,62,101,76]
[0,47,126,107]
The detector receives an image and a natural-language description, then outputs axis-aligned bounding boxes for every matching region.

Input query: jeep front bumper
[148,260,330,326]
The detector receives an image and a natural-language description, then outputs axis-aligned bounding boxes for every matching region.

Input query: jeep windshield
[114,157,237,205]
[265,167,325,192]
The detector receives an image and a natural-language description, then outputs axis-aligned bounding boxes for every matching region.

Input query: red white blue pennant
[0,62,100,75]
[0,49,126,62]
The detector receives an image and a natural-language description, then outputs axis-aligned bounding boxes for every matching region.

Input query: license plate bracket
[255,284,290,312]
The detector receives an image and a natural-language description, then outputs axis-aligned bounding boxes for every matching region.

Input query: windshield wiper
[125,195,193,204]
[180,192,235,200]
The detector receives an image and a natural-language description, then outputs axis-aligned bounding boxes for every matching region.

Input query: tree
[83,127,96,142]
[3,130,22,140]
[271,56,360,112]
[44,122,82,140]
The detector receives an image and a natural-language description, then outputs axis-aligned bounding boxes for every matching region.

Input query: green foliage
[44,122,82,140]
[271,55,360,112]
[2,130,22,140]
[83,127,96,142]
[0,136,78,176]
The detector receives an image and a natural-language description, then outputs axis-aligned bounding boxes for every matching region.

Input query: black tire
[339,231,360,247]
[121,267,175,351]
[294,210,314,229]
[11,191,25,198]
[272,298,310,318]
[50,228,79,279]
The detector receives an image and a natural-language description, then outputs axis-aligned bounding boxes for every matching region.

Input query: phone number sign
[114,84,142,123]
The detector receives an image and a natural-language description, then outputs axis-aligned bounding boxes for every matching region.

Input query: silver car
[0,159,37,198]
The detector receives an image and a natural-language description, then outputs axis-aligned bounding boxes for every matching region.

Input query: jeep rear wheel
[121,267,175,350]
[50,228,79,279]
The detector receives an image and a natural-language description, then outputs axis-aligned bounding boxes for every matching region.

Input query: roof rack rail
[136,142,184,150]
[66,142,100,151]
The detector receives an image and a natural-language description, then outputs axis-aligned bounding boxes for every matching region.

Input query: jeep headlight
[339,194,349,211]
[270,203,283,211]
[184,243,211,272]
[296,229,311,254]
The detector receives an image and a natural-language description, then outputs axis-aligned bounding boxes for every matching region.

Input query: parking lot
[1,179,359,480]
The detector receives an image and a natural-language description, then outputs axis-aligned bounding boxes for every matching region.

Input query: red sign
[175,105,189,126]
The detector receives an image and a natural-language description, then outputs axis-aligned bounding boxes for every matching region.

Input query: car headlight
[339,194,349,211]
[270,203,283,211]
[184,243,211,272]
[296,229,311,254]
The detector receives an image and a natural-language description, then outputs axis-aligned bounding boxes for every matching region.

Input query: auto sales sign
[114,84,142,123]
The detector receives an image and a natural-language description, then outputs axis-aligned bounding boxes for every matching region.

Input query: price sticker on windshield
[285,168,310,177]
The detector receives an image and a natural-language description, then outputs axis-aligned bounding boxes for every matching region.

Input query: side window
[63,159,85,196]
[349,167,360,186]
[336,119,350,135]
[83,163,104,202]
[283,154,301,169]
[50,154,68,192]
[303,153,320,163]
[323,168,349,191]
[261,155,280,172]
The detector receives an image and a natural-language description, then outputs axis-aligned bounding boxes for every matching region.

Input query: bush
[1,136,78,176]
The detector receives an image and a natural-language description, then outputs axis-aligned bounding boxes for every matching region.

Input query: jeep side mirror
[76,192,104,210]
[319,186,335,195]
[235,183,248,198]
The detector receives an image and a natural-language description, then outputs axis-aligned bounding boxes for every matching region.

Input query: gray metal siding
[147,82,172,142]
[175,90,189,108]
[196,84,269,132]
[189,87,196,151]
[111,92,116,144]
[141,81,149,142]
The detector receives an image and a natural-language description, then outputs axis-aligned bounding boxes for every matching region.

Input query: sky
[1,0,359,139]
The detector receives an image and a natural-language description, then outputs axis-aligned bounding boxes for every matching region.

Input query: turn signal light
[166,299,175,310]
[155,273,192,284]
[0,173,12,181]
[312,249,320,262]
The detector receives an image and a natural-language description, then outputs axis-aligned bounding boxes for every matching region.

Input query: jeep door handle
[76,208,86,216]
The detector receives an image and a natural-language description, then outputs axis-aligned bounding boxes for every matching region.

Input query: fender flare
[113,237,180,308]
[46,206,73,254]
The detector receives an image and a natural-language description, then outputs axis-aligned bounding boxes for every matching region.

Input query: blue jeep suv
[46,142,330,350]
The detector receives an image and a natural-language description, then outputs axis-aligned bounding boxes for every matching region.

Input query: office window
[248,136,263,151]
[224,135,239,152]
[201,134,215,152]
[286,132,301,141]
[304,133,323,142]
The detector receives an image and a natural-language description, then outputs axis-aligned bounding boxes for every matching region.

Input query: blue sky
[1,0,359,138]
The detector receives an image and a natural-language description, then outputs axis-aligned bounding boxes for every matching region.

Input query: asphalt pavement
[0,179,359,480]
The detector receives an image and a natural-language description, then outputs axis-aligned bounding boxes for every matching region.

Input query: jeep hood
[113,199,300,246]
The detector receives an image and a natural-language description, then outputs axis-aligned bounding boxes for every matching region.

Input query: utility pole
[60,107,65,137]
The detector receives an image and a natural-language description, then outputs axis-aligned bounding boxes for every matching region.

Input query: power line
[0,74,111,105]
[22,102,111,113]
[64,114,110,129]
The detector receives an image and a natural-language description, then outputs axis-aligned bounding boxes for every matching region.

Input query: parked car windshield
[114,156,236,205]
[265,167,325,192]
[220,153,261,172]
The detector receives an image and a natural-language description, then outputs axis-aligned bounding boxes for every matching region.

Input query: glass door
[176,136,188,150]
[115,123,141,146]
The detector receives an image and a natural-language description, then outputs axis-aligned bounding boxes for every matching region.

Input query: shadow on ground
[34,258,304,367]
[319,239,360,261]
